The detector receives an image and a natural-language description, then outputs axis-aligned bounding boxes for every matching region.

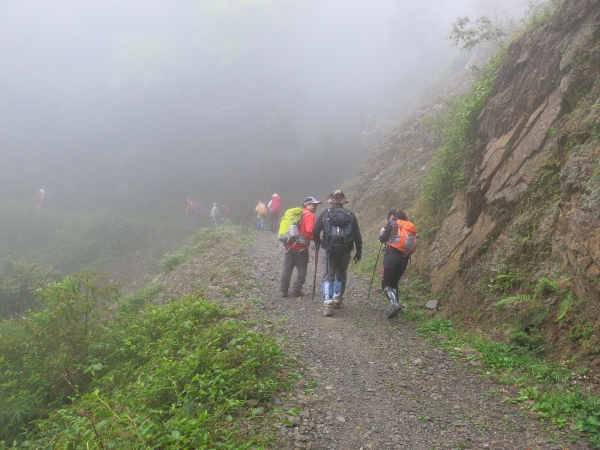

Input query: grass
[0,201,141,275]
[0,278,293,448]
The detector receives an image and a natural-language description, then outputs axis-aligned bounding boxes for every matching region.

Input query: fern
[495,295,531,308]
[534,278,559,296]
[555,293,573,322]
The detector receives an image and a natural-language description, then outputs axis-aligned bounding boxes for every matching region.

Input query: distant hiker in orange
[36,189,45,209]
[255,200,267,231]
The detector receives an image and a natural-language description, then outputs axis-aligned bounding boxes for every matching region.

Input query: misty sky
[0,0,527,213]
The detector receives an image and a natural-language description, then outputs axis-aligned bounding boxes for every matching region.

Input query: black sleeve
[352,213,362,251]
[312,210,326,245]
[379,221,393,243]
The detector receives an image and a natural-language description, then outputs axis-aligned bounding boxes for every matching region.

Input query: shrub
[0,271,117,441]
[18,297,291,449]
[0,260,56,320]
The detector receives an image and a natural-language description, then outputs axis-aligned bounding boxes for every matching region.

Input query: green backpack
[278,207,305,245]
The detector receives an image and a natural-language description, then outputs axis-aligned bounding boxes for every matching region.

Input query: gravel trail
[246,231,581,450]
[150,227,581,449]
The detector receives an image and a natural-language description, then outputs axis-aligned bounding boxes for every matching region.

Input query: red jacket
[285,207,315,250]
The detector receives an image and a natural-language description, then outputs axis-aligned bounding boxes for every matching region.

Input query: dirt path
[247,231,581,450]
[145,227,582,449]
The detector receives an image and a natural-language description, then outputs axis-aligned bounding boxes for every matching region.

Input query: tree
[448,14,517,52]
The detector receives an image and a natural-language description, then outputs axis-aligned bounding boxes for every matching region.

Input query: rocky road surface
[246,231,583,450]
[149,227,584,450]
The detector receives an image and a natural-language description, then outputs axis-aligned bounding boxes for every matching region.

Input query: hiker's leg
[280,250,296,297]
[320,250,335,302]
[291,249,309,295]
[333,251,351,296]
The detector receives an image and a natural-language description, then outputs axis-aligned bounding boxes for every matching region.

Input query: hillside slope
[353,0,600,362]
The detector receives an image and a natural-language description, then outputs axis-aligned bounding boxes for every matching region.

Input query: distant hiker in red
[268,193,282,232]
[36,189,45,209]
[185,198,196,224]
[222,205,231,224]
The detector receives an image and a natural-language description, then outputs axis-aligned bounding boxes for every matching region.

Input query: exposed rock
[425,300,439,310]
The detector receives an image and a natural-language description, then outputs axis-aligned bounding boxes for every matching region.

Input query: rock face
[353,0,600,354]
[429,0,600,300]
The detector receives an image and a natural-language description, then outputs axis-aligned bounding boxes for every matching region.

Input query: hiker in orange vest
[379,210,417,318]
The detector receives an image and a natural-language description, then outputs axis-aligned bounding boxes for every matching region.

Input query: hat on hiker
[213,202,217,206]
[326,190,348,204]
[303,197,322,206]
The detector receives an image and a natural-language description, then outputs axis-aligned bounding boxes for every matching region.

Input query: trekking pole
[366,247,382,302]
[311,244,320,302]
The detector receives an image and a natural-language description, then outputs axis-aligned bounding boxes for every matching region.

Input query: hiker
[313,190,362,317]
[36,189,45,209]
[210,202,220,227]
[379,209,417,318]
[280,197,321,298]
[255,200,267,231]
[222,204,232,224]
[268,193,282,232]
[185,198,196,223]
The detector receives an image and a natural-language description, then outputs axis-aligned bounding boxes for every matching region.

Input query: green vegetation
[418,53,503,232]
[0,271,292,448]
[448,14,515,51]
[0,260,56,320]
[0,202,140,275]
[416,317,600,447]
[160,226,252,272]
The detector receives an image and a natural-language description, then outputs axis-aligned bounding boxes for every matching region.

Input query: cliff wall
[353,0,600,360]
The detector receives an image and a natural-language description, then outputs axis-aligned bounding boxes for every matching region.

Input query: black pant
[381,258,409,290]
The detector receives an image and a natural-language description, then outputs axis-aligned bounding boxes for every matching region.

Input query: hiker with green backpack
[278,197,322,298]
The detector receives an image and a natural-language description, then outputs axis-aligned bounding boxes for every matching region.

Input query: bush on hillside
[0,271,117,440]
[0,260,56,320]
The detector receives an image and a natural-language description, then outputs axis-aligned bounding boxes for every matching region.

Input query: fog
[0,0,527,218]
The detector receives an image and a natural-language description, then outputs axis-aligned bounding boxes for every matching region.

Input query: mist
[0,0,527,217]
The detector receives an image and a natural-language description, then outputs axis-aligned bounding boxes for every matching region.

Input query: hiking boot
[290,291,305,298]
[383,286,402,319]
[281,289,289,298]
[323,304,333,317]
[332,293,343,309]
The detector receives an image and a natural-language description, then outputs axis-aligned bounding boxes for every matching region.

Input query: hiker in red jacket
[280,197,321,298]
[268,193,282,232]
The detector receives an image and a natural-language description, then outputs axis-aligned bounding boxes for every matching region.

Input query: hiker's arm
[312,211,325,246]
[353,215,363,251]
[379,221,392,243]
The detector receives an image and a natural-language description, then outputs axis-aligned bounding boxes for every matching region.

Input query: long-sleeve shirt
[312,204,362,252]
[286,207,315,251]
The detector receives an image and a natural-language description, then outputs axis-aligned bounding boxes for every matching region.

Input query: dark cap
[303,197,322,206]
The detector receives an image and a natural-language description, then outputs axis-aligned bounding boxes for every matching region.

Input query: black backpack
[322,208,355,254]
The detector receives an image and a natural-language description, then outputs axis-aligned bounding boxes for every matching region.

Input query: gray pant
[321,250,352,302]
[280,248,310,295]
